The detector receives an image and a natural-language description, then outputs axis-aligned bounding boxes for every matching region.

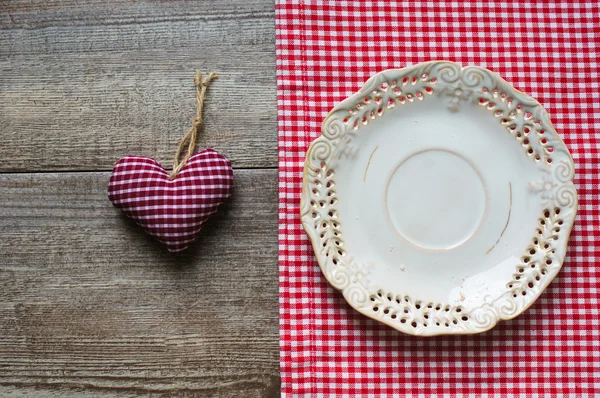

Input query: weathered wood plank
[0,0,277,172]
[0,169,280,396]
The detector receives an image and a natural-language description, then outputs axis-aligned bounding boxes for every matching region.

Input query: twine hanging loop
[170,70,218,179]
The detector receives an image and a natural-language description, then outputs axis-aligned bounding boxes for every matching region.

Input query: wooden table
[0,1,279,396]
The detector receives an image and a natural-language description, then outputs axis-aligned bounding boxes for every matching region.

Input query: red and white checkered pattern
[108,149,233,253]
[277,1,600,396]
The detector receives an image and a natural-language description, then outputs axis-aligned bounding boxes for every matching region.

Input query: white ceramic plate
[301,61,577,336]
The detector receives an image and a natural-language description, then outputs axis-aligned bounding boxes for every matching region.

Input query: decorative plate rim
[300,60,578,336]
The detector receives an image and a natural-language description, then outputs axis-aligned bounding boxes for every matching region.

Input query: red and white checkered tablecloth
[276,1,600,396]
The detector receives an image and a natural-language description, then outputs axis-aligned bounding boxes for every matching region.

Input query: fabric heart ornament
[108,71,233,252]
[108,149,233,252]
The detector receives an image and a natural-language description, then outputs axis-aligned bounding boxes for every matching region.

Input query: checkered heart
[108,148,233,253]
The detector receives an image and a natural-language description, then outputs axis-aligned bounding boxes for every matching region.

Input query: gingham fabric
[108,149,233,253]
[276,1,600,396]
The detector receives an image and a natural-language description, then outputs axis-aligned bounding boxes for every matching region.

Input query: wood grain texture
[0,0,277,172]
[0,169,280,396]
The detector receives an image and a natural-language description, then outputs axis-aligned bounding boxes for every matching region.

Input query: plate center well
[385,149,487,250]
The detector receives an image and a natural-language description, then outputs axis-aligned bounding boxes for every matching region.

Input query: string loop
[170,70,218,179]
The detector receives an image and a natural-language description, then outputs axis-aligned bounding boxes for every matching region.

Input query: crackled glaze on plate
[300,61,577,336]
